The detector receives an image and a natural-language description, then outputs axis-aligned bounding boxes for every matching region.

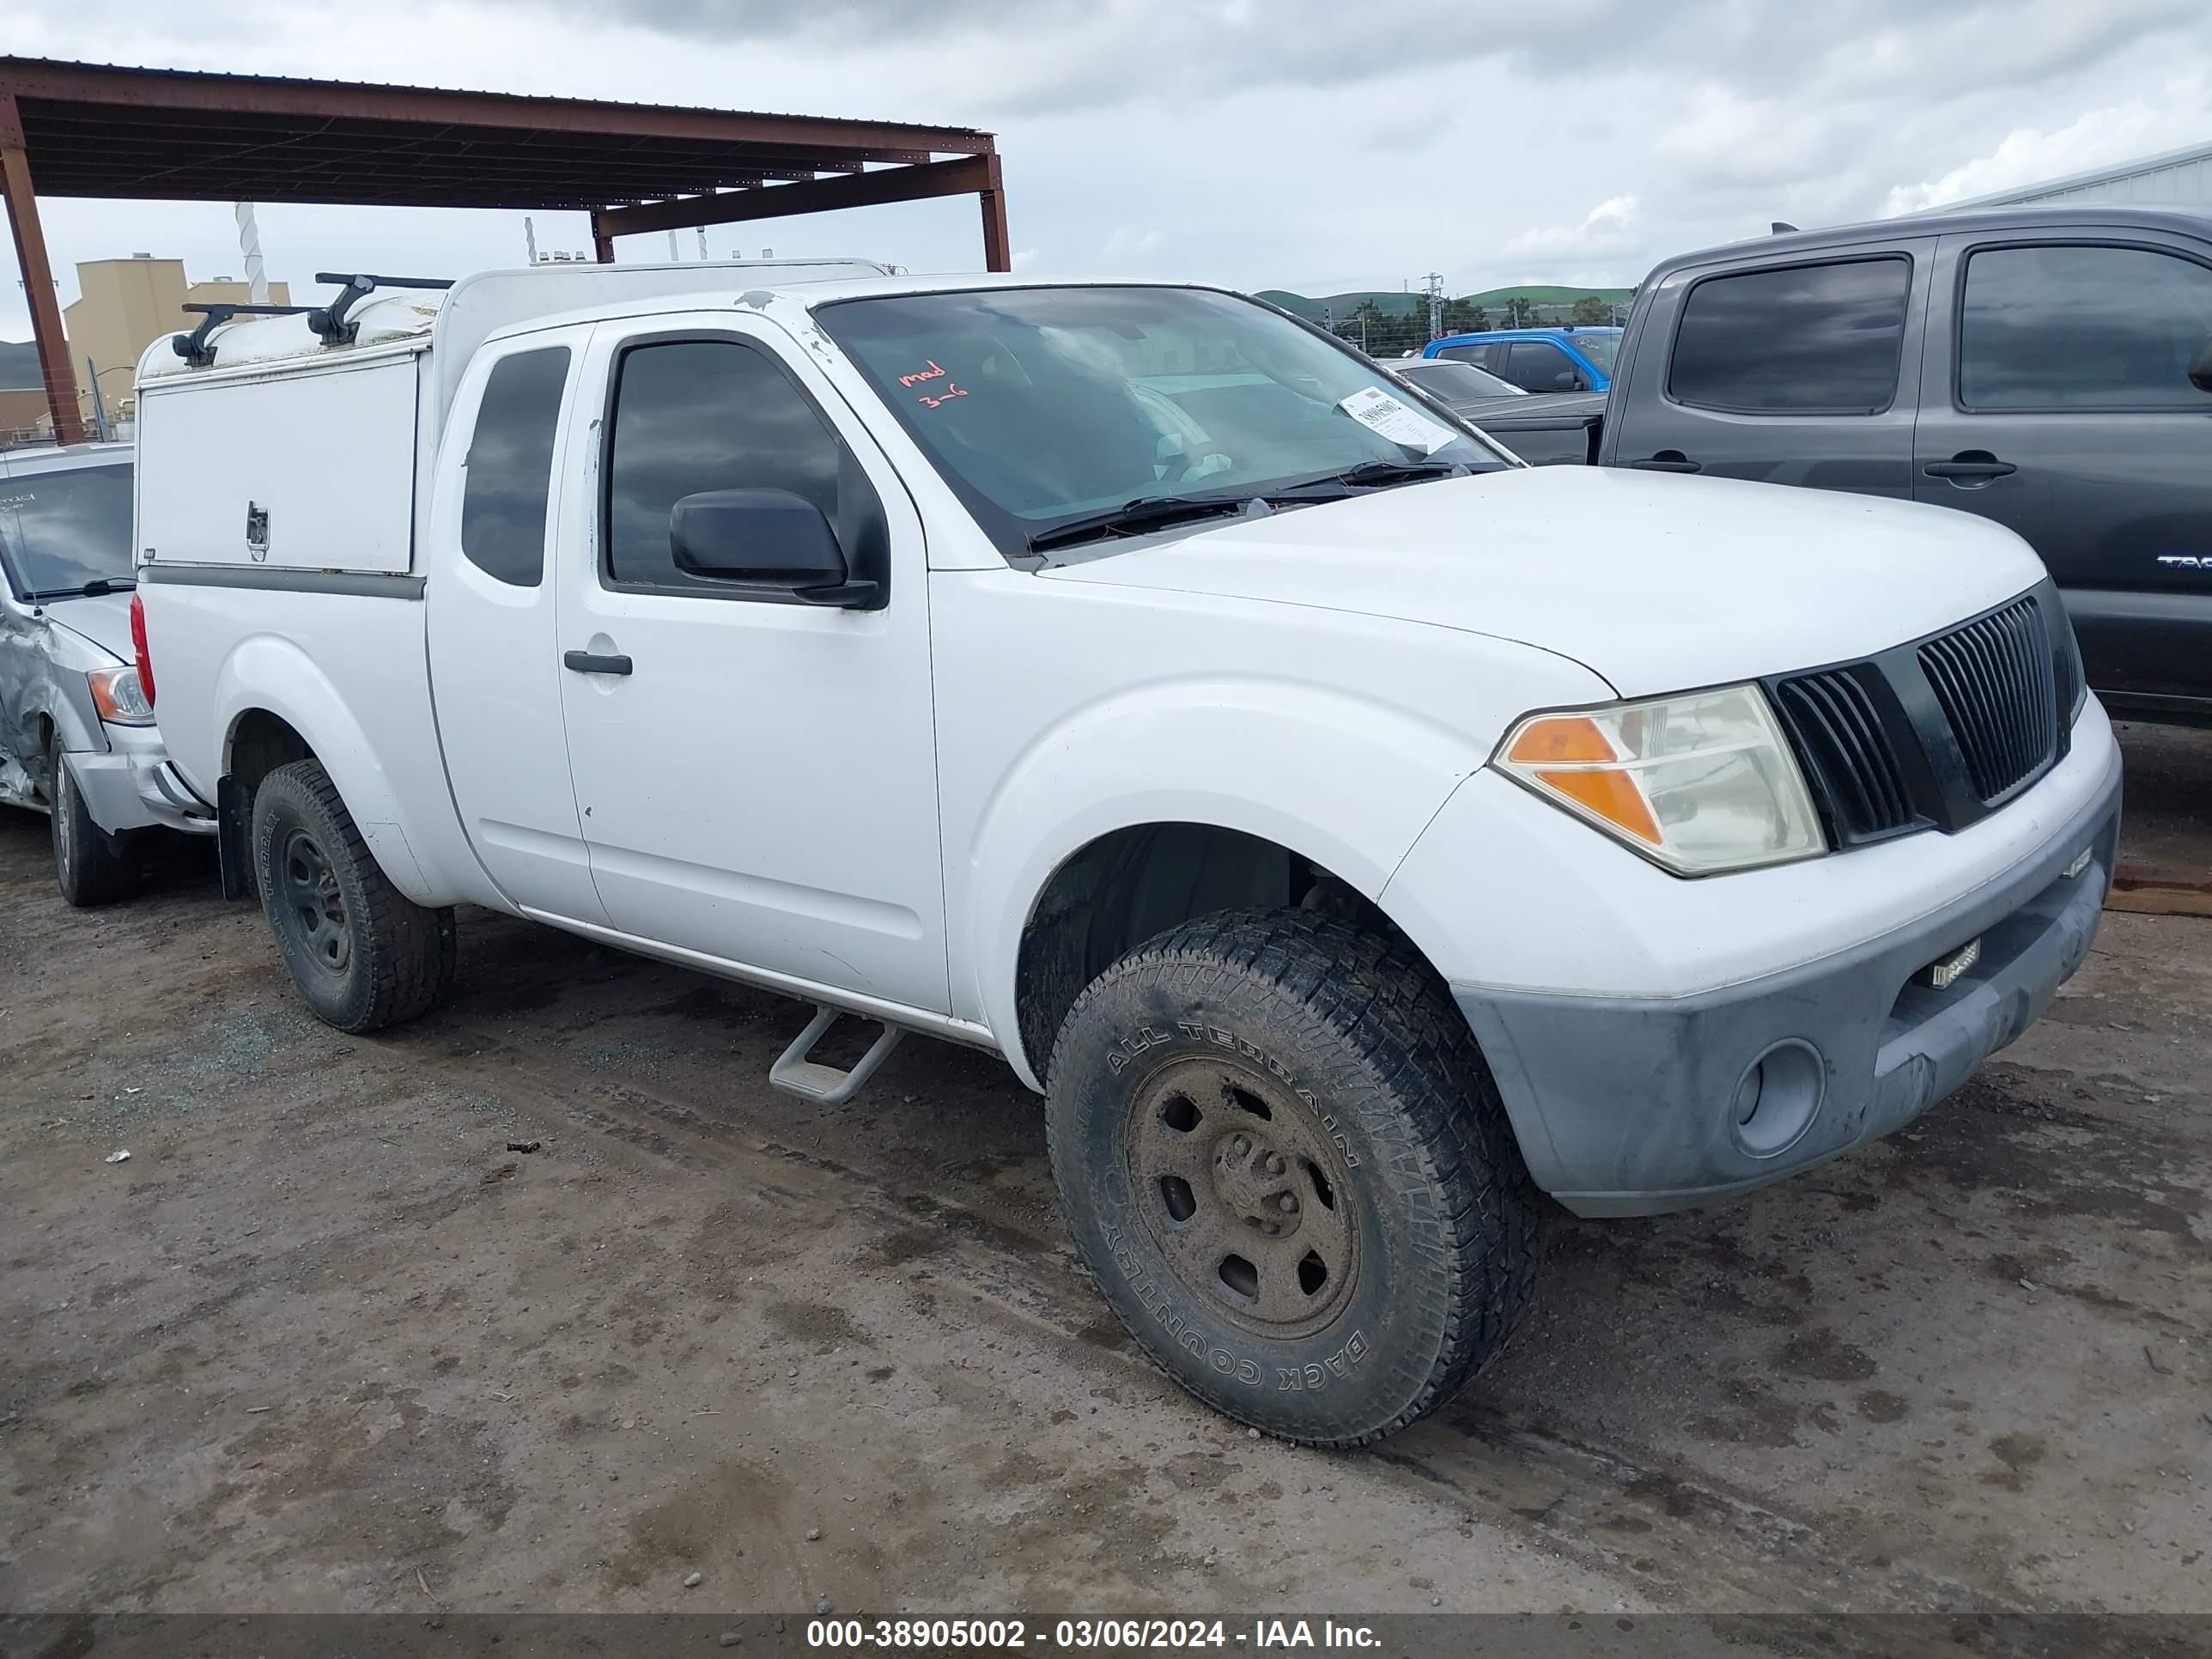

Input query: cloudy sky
[4,0,2209,339]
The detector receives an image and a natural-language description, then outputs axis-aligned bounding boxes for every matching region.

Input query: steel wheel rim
[54,765,76,873]
[279,828,351,975]
[1124,1054,1360,1340]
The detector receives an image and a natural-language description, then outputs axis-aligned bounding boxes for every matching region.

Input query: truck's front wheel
[1046,908,1542,1448]
[252,759,457,1033]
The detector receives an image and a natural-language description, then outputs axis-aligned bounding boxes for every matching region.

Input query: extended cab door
[1604,238,1933,495]
[1912,230,2212,712]
[553,315,949,1012]
[424,328,609,924]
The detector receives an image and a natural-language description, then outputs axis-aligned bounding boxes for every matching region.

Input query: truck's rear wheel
[1045,908,1542,1448]
[252,759,456,1033]
[50,735,137,908]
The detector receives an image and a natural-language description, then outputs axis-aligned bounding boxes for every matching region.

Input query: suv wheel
[50,735,137,908]
[1046,908,1543,1447]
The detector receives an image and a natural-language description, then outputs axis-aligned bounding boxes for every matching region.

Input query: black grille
[1916,595,2058,805]
[1766,582,2074,849]
[1773,666,1916,842]
[2053,603,2084,724]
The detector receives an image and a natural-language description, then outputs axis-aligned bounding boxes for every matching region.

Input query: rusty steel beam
[0,92,83,444]
[977,151,1011,273]
[0,58,991,161]
[590,210,616,265]
[597,155,995,240]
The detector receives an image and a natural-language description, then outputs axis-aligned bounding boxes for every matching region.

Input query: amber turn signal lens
[1505,715,1615,765]
[1536,768,1662,844]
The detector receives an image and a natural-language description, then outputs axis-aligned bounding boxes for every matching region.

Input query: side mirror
[1553,371,1586,392]
[2191,336,2212,394]
[669,489,877,607]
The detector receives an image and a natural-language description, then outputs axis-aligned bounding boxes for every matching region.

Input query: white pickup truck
[134,260,2121,1446]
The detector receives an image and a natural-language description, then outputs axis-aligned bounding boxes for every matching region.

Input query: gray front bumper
[1455,763,2122,1218]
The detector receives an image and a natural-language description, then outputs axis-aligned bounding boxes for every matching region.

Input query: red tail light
[130,590,155,708]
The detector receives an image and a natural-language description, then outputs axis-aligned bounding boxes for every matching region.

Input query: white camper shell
[133,260,894,578]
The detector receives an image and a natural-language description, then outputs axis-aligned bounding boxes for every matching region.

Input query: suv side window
[1669,257,1911,414]
[1959,243,2212,410]
[459,347,569,587]
[1503,340,1576,392]
[604,337,882,596]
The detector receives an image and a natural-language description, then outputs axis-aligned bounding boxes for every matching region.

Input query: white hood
[1041,466,2050,698]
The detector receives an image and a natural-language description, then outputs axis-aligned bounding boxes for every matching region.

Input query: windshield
[1398,361,1524,400]
[0,462,136,599]
[1570,332,1621,372]
[814,286,1505,556]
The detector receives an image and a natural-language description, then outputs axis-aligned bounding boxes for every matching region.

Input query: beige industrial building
[61,254,291,426]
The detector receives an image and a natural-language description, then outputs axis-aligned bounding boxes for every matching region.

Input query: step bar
[769,1005,906,1103]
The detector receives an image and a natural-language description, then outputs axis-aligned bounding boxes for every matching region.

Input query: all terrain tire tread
[1047,906,1542,1448]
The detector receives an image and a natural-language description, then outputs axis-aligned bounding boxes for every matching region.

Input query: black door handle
[1923,455,2017,481]
[1629,453,1702,473]
[563,649,633,676]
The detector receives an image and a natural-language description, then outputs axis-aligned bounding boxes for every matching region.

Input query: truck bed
[1462,391,1607,467]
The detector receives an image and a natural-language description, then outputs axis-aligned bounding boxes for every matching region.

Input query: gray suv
[1,442,214,902]
[1465,207,2212,726]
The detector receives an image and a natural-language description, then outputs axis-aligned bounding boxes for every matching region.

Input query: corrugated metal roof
[1919,138,2212,212]
[0,55,993,210]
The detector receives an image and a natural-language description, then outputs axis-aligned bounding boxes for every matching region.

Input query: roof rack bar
[307,272,456,347]
[173,301,317,368]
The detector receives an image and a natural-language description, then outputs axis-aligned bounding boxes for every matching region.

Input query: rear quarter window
[1668,256,1911,415]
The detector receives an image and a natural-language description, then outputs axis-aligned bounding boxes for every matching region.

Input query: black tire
[1046,907,1542,1448]
[50,734,138,908]
[251,758,457,1033]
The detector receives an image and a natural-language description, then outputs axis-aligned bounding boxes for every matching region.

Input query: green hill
[1255,289,1422,319]
[1258,284,1632,323]
[1463,284,1632,307]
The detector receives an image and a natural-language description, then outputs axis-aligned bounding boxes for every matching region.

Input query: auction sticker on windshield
[1337,386,1459,454]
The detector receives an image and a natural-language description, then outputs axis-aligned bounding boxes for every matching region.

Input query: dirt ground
[2,723,2207,1620]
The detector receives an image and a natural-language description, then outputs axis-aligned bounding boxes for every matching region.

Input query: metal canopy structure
[0,56,1011,441]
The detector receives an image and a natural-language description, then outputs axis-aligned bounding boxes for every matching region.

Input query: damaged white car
[0,442,214,903]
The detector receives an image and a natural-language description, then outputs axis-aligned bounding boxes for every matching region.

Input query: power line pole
[1424,272,1445,342]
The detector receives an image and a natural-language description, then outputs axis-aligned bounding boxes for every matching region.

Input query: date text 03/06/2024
[805,1618,1383,1649]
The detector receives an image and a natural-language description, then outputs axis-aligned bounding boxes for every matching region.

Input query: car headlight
[1495,684,1825,876]
[86,665,155,726]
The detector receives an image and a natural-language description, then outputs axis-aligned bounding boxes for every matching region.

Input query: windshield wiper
[27,576,136,601]
[1027,495,1256,554]
[1278,459,1468,495]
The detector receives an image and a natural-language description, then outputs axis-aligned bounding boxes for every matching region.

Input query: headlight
[86,665,155,726]
[1495,684,1825,876]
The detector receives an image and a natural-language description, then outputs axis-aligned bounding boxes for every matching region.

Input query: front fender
[963,676,1495,1090]
[215,635,436,904]
[2,614,109,763]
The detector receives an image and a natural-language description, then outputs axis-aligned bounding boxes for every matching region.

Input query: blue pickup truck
[1422,326,1620,392]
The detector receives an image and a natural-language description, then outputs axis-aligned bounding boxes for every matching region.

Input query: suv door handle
[1923,454,2017,482]
[1628,453,1701,473]
[562,649,633,676]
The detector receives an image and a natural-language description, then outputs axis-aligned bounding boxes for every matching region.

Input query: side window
[1669,257,1911,414]
[459,347,569,587]
[1503,341,1574,392]
[605,338,875,593]
[1959,244,2212,410]
[1435,344,1482,365]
